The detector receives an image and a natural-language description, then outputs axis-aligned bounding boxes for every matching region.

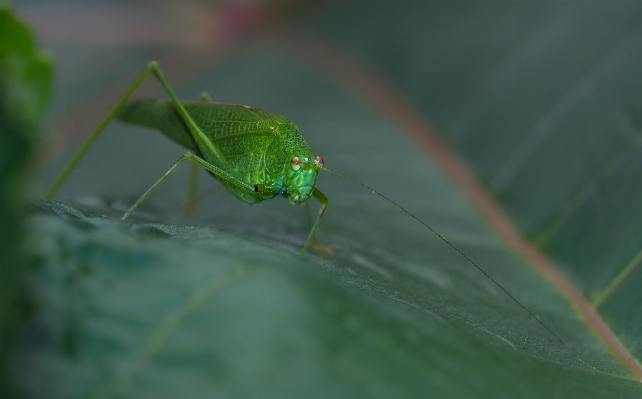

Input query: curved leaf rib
[593,250,642,307]
[91,265,253,399]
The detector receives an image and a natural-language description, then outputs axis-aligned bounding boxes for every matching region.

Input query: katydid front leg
[301,188,328,257]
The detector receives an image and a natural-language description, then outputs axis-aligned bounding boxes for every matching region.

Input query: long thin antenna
[322,167,563,344]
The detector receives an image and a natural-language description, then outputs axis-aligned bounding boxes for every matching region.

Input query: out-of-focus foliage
[0,6,52,399]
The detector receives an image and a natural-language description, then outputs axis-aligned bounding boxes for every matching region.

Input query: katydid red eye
[290,156,302,171]
[315,155,324,167]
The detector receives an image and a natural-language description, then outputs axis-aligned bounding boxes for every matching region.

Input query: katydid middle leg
[121,151,255,221]
[183,162,199,214]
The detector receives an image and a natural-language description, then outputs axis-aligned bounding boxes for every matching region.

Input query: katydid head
[284,155,324,205]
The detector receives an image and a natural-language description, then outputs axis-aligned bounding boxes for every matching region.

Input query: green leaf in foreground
[15,200,642,399]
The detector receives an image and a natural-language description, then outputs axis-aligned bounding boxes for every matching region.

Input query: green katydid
[45,61,562,344]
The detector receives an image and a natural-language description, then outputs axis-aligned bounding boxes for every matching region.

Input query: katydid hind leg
[45,64,157,198]
[47,61,226,200]
[146,62,229,168]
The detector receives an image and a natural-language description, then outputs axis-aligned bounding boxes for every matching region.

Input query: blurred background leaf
[0,6,53,399]
[8,1,642,398]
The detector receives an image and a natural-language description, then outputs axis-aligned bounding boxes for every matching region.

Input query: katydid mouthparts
[45,61,563,344]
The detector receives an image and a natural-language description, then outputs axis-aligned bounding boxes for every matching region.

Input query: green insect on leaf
[46,61,328,256]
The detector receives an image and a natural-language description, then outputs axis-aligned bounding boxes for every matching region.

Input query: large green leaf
[14,2,642,398]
